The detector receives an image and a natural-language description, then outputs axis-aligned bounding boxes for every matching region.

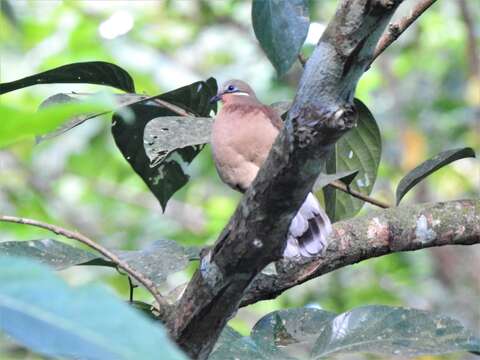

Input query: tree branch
[371,0,438,64]
[329,180,390,208]
[240,199,480,306]
[172,1,404,358]
[0,215,172,320]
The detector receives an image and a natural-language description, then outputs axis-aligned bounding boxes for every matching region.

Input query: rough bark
[172,1,404,358]
[240,199,480,306]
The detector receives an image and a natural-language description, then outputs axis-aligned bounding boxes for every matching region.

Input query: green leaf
[116,239,193,285]
[210,306,480,359]
[112,78,217,210]
[0,256,186,360]
[0,239,196,285]
[396,147,476,205]
[323,99,381,222]
[36,92,146,143]
[251,308,336,359]
[252,0,309,76]
[0,97,114,148]
[312,305,480,358]
[144,116,213,166]
[213,326,243,352]
[0,239,100,270]
[0,61,135,94]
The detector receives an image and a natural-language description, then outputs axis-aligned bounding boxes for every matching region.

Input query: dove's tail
[283,192,332,258]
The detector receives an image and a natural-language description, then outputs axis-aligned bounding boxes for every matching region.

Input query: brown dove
[209,79,332,257]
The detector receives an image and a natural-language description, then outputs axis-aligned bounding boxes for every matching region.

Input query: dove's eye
[227,85,236,92]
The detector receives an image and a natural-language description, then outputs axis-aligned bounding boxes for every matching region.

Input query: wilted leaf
[144,116,213,166]
[323,99,381,222]
[0,239,101,270]
[112,78,217,210]
[396,147,476,205]
[252,0,309,76]
[0,256,186,360]
[0,61,135,94]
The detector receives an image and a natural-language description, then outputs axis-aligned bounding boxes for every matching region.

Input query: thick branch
[241,199,479,306]
[173,1,403,358]
[0,215,172,320]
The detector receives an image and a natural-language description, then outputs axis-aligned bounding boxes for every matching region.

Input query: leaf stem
[0,215,171,319]
[329,180,389,209]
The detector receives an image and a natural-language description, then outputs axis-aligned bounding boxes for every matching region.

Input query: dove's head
[210,79,257,104]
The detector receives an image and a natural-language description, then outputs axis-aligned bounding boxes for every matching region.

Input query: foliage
[0,256,186,360]
[210,307,480,359]
[0,0,478,359]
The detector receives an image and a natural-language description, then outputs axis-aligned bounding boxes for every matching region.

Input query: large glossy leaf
[0,98,114,148]
[0,239,101,270]
[0,256,186,360]
[323,99,381,222]
[0,239,197,285]
[312,306,480,358]
[396,147,476,205]
[0,61,135,94]
[116,239,195,285]
[112,78,217,210]
[252,0,309,76]
[209,306,480,359]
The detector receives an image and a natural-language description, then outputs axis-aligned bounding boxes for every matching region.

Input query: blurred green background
[0,0,478,359]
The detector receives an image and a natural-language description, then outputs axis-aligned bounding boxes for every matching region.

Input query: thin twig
[0,215,171,318]
[329,180,389,209]
[371,0,438,64]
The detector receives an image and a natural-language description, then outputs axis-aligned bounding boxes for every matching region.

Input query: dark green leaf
[209,337,262,360]
[210,306,480,359]
[396,147,476,205]
[251,308,336,359]
[323,99,381,222]
[0,256,186,360]
[0,238,195,286]
[312,305,480,358]
[0,239,101,270]
[117,239,192,285]
[212,326,243,352]
[252,0,309,76]
[0,61,135,94]
[112,78,217,210]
